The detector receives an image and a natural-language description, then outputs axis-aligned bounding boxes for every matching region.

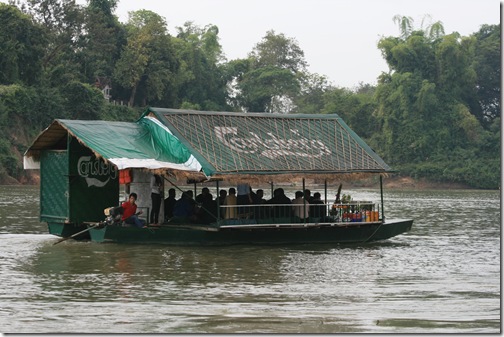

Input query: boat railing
[213,201,381,225]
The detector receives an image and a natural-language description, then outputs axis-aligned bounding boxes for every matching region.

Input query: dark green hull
[48,222,90,240]
[87,219,413,245]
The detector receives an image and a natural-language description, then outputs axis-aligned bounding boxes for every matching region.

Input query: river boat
[24,107,413,245]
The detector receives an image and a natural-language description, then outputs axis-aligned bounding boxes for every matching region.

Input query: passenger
[188,190,198,216]
[185,190,194,200]
[249,187,258,203]
[304,189,313,203]
[164,188,176,221]
[266,188,292,218]
[252,188,267,219]
[310,192,326,220]
[197,193,218,224]
[237,183,251,215]
[255,189,266,204]
[195,187,210,204]
[150,174,163,225]
[224,187,237,219]
[292,190,310,222]
[218,189,227,204]
[172,191,197,222]
[185,190,197,208]
[218,189,227,218]
[121,193,146,228]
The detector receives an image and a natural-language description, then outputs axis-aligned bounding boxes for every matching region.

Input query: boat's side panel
[47,222,89,239]
[90,225,211,244]
[89,219,413,245]
[215,225,381,245]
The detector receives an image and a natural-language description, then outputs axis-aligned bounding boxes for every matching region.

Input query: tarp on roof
[24,118,202,172]
[143,107,392,177]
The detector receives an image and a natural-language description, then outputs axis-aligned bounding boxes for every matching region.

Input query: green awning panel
[24,119,202,172]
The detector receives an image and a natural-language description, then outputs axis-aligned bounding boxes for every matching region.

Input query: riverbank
[379,176,474,190]
[313,176,475,190]
[2,172,481,190]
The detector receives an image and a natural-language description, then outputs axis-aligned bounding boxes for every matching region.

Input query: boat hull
[48,222,90,240]
[88,219,413,245]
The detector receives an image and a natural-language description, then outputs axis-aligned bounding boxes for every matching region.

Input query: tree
[113,10,177,107]
[393,15,414,39]
[292,73,330,114]
[374,16,500,188]
[237,66,299,112]
[250,30,307,73]
[172,22,228,110]
[420,14,445,40]
[60,80,104,119]
[320,84,378,140]
[378,31,437,81]
[230,30,307,112]
[472,24,500,123]
[77,0,125,83]
[87,0,117,19]
[24,0,85,77]
[0,4,46,85]
[393,14,445,41]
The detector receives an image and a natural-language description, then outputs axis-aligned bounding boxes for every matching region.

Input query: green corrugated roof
[25,108,393,179]
[144,107,392,177]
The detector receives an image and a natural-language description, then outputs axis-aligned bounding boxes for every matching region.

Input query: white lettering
[214,127,332,159]
[77,156,118,187]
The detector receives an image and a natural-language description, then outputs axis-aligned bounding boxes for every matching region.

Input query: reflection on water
[0,185,500,333]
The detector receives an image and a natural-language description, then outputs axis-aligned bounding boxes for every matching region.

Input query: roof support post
[324,179,328,219]
[302,178,306,224]
[216,180,221,220]
[324,179,327,204]
[380,175,385,222]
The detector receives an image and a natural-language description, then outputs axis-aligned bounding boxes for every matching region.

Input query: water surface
[0,185,500,333]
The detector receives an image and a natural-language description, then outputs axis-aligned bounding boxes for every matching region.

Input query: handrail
[211,201,381,224]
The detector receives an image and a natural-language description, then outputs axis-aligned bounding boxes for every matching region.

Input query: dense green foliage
[0,2,500,188]
[373,19,500,189]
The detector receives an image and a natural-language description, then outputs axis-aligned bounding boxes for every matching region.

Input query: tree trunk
[129,82,138,107]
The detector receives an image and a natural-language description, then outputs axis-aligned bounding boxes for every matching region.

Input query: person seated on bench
[310,192,326,220]
[171,191,197,223]
[224,188,237,219]
[266,188,292,219]
[121,193,145,228]
[292,190,310,222]
[196,192,218,224]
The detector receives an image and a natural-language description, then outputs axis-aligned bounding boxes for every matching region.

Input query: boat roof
[24,107,392,181]
[23,117,202,172]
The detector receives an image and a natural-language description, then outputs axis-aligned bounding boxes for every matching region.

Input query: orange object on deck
[119,169,132,184]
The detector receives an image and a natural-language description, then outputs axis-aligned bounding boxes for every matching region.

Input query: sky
[105,0,500,88]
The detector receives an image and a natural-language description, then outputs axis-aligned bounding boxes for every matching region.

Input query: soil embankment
[380,176,472,190]
[3,171,476,190]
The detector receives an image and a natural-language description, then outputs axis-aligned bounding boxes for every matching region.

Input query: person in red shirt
[121,193,145,228]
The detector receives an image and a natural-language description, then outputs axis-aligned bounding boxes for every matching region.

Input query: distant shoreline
[3,173,494,191]
[285,176,480,191]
